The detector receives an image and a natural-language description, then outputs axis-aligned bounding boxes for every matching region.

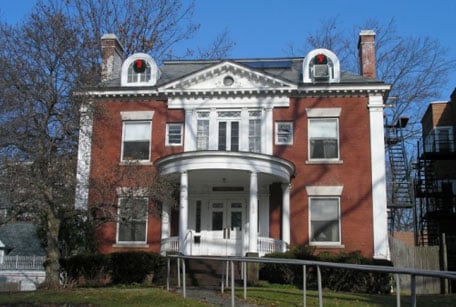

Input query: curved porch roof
[155,151,295,183]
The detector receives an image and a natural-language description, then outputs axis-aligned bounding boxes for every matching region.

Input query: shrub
[61,252,166,286]
[110,252,164,285]
[60,254,111,286]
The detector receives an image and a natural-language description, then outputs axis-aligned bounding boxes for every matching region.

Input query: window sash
[118,198,148,243]
[127,63,151,83]
[249,119,261,152]
[310,198,340,243]
[309,118,339,159]
[197,119,209,150]
[122,121,151,161]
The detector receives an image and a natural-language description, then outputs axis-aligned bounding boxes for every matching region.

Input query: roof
[0,222,45,256]
[99,57,382,89]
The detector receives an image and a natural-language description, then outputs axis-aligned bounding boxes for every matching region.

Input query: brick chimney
[358,30,376,79]
[101,33,124,82]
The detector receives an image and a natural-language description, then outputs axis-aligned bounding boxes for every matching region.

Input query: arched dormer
[121,53,160,87]
[303,48,340,83]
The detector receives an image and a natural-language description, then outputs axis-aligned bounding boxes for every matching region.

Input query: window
[117,197,148,243]
[309,118,339,160]
[166,123,183,146]
[196,115,209,150]
[127,60,151,83]
[426,126,454,153]
[122,121,151,161]
[275,122,293,145]
[309,197,340,243]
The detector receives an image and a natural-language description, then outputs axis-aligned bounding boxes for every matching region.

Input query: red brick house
[75,30,391,259]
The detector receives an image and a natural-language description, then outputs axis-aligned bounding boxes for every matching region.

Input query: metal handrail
[166,254,456,307]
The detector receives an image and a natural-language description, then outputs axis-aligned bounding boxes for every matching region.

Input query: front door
[210,201,244,255]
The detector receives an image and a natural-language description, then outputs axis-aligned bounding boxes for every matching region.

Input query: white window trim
[307,185,343,246]
[307,118,340,162]
[166,123,183,146]
[115,196,149,246]
[308,196,342,246]
[275,121,294,145]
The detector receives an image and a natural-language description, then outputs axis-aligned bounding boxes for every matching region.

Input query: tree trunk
[44,208,62,289]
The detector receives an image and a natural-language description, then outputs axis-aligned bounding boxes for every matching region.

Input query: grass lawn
[0,286,212,307]
[1,285,455,306]
[235,284,456,306]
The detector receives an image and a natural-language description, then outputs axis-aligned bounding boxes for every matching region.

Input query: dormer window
[121,53,160,87]
[303,49,340,83]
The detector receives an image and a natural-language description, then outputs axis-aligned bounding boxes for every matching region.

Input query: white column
[281,183,291,251]
[368,95,390,260]
[179,172,188,254]
[249,172,258,253]
[161,202,170,241]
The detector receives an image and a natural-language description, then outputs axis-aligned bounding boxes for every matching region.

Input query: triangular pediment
[160,61,295,93]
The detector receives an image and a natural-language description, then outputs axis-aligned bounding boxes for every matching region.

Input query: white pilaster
[179,172,189,254]
[281,183,291,251]
[249,172,258,253]
[368,95,390,260]
[75,103,93,210]
[184,109,195,151]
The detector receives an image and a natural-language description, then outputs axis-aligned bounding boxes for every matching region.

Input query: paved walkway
[176,287,262,306]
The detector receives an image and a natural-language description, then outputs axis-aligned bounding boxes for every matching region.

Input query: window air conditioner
[312,64,330,81]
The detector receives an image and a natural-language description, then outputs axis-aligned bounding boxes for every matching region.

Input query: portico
[156,151,295,256]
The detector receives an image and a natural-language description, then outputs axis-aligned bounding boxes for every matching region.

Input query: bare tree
[0,0,233,289]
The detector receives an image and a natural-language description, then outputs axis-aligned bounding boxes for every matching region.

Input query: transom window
[117,197,148,243]
[309,118,339,160]
[309,197,340,244]
[122,121,151,161]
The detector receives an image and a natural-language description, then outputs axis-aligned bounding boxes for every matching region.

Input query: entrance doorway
[209,201,244,255]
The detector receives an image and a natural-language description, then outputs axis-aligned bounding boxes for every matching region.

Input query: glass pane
[309,119,337,138]
[231,122,239,151]
[249,119,261,152]
[231,212,242,230]
[212,212,223,230]
[195,201,201,232]
[119,221,146,242]
[311,198,339,220]
[124,122,150,141]
[218,122,227,150]
[123,141,149,160]
[310,139,338,159]
[311,220,339,242]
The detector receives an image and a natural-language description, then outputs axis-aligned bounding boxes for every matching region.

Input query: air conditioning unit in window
[312,64,330,81]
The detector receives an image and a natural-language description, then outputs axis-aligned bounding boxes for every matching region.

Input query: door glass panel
[212,212,223,230]
[231,212,242,230]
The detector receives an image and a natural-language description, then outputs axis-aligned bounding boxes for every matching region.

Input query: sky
[1,0,455,101]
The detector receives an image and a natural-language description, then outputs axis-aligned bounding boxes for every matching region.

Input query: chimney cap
[359,29,376,37]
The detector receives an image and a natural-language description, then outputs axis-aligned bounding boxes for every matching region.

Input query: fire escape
[414,133,456,246]
[385,117,414,234]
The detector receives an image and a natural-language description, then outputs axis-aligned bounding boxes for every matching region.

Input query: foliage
[260,247,392,294]
[60,252,166,286]
[60,254,111,286]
